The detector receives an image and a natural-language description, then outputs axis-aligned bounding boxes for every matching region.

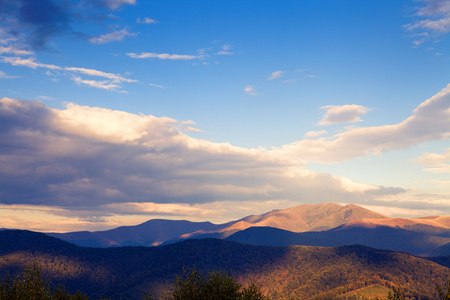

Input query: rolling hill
[1,229,450,299]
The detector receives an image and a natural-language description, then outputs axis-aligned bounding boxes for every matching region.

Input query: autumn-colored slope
[2,230,450,299]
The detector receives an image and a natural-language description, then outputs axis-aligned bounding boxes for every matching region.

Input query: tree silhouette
[166,268,265,300]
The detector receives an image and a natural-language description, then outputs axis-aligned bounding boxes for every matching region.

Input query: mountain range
[48,203,450,256]
[2,229,450,299]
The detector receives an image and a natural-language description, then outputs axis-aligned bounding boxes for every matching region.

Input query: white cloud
[66,67,137,83]
[360,204,442,218]
[127,52,202,60]
[430,180,450,187]
[318,104,372,125]
[275,83,450,163]
[9,96,450,231]
[73,77,120,90]
[0,97,402,218]
[1,56,60,70]
[1,56,137,91]
[244,85,257,96]
[137,17,158,24]
[149,83,165,89]
[268,70,284,80]
[416,148,450,173]
[0,70,19,79]
[95,0,136,10]
[0,46,33,56]
[304,130,328,138]
[89,28,138,44]
[217,45,234,55]
[405,0,450,44]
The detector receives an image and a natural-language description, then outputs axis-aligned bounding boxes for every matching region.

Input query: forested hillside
[1,230,450,299]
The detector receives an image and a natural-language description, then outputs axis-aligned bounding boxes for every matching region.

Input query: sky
[1,0,450,232]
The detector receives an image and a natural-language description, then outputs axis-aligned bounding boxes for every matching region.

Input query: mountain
[159,203,391,245]
[48,203,388,247]
[47,203,450,255]
[225,224,450,256]
[49,219,228,247]
[2,229,450,299]
[237,203,388,232]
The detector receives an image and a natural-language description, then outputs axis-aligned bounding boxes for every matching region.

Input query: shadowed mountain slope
[225,225,450,256]
[49,219,227,247]
[47,203,450,252]
[161,203,390,245]
[2,230,450,299]
[48,203,388,247]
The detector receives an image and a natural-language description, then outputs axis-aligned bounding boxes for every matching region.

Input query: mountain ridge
[2,229,450,299]
[44,202,450,256]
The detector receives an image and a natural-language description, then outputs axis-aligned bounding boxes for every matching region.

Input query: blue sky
[1,0,450,232]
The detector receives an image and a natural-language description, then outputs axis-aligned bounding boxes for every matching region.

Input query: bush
[166,268,266,300]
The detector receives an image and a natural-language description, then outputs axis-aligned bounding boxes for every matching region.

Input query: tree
[437,280,450,300]
[166,268,266,300]
[386,286,406,300]
[0,263,89,300]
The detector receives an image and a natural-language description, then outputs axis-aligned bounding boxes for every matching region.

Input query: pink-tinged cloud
[127,52,202,60]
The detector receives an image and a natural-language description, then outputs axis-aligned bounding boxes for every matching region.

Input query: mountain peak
[236,203,387,233]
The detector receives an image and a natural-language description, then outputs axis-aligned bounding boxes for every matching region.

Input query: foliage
[166,268,265,300]
[2,230,450,299]
[0,263,89,300]
[386,286,406,300]
[437,280,450,300]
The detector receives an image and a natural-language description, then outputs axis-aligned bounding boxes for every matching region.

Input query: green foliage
[166,268,265,300]
[0,263,89,300]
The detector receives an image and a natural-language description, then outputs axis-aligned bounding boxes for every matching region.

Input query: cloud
[0,70,19,79]
[1,56,137,91]
[415,148,450,173]
[318,104,372,125]
[0,0,137,52]
[268,70,284,80]
[244,85,257,96]
[304,130,328,138]
[127,52,203,60]
[275,83,450,163]
[405,0,450,44]
[216,45,234,55]
[89,28,138,44]
[1,56,60,70]
[0,46,33,56]
[0,97,403,218]
[92,0,136,10]
[0,0,70,50]
[73,77,120,90]
[149,83,165,89]
[137,17,158,24]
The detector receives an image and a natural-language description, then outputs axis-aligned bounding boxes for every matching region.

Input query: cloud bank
[0,97,398,214]
[277,84,450,163]
[2,84,450,230]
